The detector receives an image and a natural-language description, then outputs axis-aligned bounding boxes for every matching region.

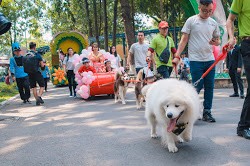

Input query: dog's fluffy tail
[141,84,152,97]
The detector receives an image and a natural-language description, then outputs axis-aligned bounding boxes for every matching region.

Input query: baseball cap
[12,42,21,51]
[158,21,169,28]
[104,59,111,65]
[82,57,90,64]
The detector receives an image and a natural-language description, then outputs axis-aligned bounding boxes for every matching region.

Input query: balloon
[80,93,89,99]
[78,81,83,86]
[76,85,80,91]
[86,79,92,85]
[82,77,87,83]
[82,72,88,77]
[87,71,93,75]
[80,85,89,93]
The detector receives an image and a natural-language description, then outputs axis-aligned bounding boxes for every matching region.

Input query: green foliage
[0,0,47,49]
[0,82,18,102]
[42,52,52,68]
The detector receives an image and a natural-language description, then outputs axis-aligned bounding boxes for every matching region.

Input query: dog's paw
[177,137,184,143]
[151,133,158,139]
[168,144,178,153]
[183,135,192,142]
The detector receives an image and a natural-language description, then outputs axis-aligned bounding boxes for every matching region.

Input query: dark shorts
[28,71,45,88]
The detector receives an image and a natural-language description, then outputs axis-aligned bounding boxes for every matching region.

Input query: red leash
[193,44,229,86]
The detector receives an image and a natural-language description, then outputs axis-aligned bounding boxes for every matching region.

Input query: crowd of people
[3,0,249,140]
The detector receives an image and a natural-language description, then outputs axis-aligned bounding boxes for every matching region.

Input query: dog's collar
[172,122,189,135]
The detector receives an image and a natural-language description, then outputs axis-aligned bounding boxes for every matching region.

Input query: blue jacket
[9,56,28,78]
[41,66,50,78]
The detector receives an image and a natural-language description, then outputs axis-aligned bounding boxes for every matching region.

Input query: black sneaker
[229,93,239,97]
[38,96,44,104]
[36,100,41,106]
[237,128,250,139]
[26,99,32,104]
[23,100,27,104]
[240,95,245,99]
[202,113,216,122]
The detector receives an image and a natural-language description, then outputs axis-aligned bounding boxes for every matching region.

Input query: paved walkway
[0,83,249,166]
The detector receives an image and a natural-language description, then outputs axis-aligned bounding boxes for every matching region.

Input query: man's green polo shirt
[149,34,175,67]
[230,0,250,37]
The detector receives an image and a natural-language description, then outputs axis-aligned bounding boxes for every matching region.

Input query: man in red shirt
[78,57,96,74]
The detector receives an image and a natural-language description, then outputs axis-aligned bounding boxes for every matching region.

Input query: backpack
[22,52,39,74]
[156,37,171,64]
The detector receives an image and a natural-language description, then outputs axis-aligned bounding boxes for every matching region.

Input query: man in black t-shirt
[28,42,45,106]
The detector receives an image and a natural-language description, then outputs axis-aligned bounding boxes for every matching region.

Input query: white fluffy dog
[145,78,201,153]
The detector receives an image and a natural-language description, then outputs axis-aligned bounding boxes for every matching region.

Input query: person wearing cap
[128,31,149,75]
[226,0,250,139]
[40,59,50,92]
[175,0,221,123]
[9,42,31,104]
[147,21,179,79]
[78,57,96,74]
[104,59,114,72]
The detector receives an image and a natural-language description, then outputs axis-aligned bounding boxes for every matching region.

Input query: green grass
[0,82,19,103]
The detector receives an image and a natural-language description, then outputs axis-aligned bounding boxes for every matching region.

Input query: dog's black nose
[167,113,173,118]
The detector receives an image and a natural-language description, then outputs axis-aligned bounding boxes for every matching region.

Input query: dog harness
[172,122,189,135]
[171,110,189,136]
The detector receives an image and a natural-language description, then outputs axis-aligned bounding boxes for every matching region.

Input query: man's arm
[175,33,189,58]
[226,13,237,49]
[127,52,132,66]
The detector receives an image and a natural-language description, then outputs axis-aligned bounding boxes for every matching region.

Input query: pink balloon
[86,79,93,85]
[77,89,83,95]
[78,81,83,86]
[87,71,93,75]
[76,85,80,91]
[80,93,89,99]
[82,72,88,77]
[80,85,89,93]
[82,77,87,83]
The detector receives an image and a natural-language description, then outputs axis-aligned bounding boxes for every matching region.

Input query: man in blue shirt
[9,42,31,103]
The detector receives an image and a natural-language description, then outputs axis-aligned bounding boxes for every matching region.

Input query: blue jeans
[190,61,215,111]
[157,65,172,79]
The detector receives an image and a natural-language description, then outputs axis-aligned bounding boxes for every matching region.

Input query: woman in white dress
[110,46,122,69]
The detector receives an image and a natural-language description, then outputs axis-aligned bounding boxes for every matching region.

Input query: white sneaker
[69,95,73,97]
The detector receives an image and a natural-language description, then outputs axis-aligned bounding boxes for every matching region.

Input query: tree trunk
[84,0,93,37]
[112,0,118,46]
[103,0,109,51]
[131,0,135,34]
[159,0,164,20]
[93,0,100,46]
[120,0,136,65]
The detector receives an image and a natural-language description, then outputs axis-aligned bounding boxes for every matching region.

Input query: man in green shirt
[147,21,180,78]
[226,0,250,139]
